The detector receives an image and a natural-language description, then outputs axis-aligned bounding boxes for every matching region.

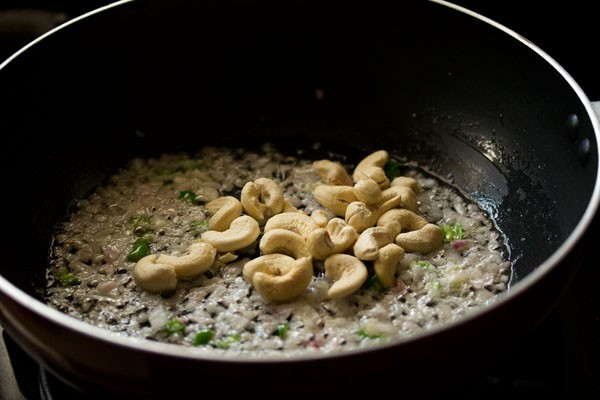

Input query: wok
[0,0,599,397]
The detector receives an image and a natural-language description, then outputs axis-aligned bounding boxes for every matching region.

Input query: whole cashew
[307,218,358,260]
[345,194,402,233]
[205,196,243,232]
[396,224,443,254]
[352,150,390,189]
[353,226,395,261]
[377,208,428,236]
[312,159,353,186]
[313,185,357,217]
[381,185,417,212]
[353,179,382,205]
[201,215,260,253]
[263,212,319,238]
[155,241,217,278]
[310,209,330,228]
[390,176,423,194]
[243,254,313,301]
[324,254,368,299]
[259,228,311,259]
[241,177,284,222]
[133,255,177,293]
[373,243,405,288]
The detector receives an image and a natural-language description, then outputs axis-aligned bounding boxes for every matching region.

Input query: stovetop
[1,1,599,399]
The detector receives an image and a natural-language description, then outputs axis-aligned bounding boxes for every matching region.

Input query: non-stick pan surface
[0,0,598,397]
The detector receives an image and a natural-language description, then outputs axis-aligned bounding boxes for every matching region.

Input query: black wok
[0,0,598,397]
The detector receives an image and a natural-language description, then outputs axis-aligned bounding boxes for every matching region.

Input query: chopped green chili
[190,220,208,231]
[127,238,150,262]
[193,328,214,346]
[441,222,464,243]
[364,274,385,292]
[357,326,384,340]
[416,260,431,268]
[217,333,241,349]
[53,267,80,287]
[384,159,404,179]
[164,319,186,336]
[276,323,289,339]
[178,190,197,203]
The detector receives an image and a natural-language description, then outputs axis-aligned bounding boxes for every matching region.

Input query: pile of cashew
[132,150,443,302]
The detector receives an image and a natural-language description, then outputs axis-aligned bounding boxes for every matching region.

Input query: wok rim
[0,0,599,364]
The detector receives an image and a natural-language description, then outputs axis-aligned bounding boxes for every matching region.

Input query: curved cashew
[312,159,353,186]
[353,226,395,261]
[377,208,427,236]
[324,254,368,299]
[313,185,357,217]
[307,218,358,260]
[352,150,390,189]
[382,185,417,212]
[353,179,382,205]
[133,255,177,293]
[391,176,423,194]
[396,223,444,254]
[244,254,313,301]
[264,212,319,238]
[155,241,217,278]
[201,215,260,252]
[205,196,243,232]
[373,243,405,288]
[345,194,402,233]
[310,209,330,228]
[259,228,311,259]
[241,178,284,222]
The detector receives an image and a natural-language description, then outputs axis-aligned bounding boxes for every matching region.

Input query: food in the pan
[45,145,511,356]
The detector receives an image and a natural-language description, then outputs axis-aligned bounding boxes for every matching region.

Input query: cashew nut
[201,215,260,252]
[155,241,217,278]
[353,226,395,261]
[345,194,402,233]
[243,254,313,301]
[352,150,390,189]
[133,255,177,293]
[312,159,353,186]
[396,223,444,254]
[310,209,330,228]
[313,185,357,217]
[381,185,417,212]
[324,254,368,299]
[373,243,405,288]
[241,177,284,222]
[307,218,358,259]
[259,228,311,258]
[377,208,426,236]
[264,212,319,238]
[353,179,382,205]
[391,176,423,194]
[205,196,243,232]
[133,242,217,292]
[378,208,443,253]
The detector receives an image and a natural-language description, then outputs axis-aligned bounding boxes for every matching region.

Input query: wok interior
[1,0,596,300]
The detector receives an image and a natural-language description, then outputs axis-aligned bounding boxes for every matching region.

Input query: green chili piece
[193,328,214,346]
[277,323,289,339]
[364,274,384,292]
[357,326,383,339]
[416,260,431,268]
[53,267,80,287]
[127,238,150,262]
[164,319,186,336]
[178,190,197,203]
[384,159,404,179]
[217,333,241,349]
[190,220,208,231]
[441,222,464,243]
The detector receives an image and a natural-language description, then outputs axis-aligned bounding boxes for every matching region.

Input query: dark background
[0,1,598,398]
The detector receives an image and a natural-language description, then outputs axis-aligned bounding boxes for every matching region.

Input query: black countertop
[1,1,598,398]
